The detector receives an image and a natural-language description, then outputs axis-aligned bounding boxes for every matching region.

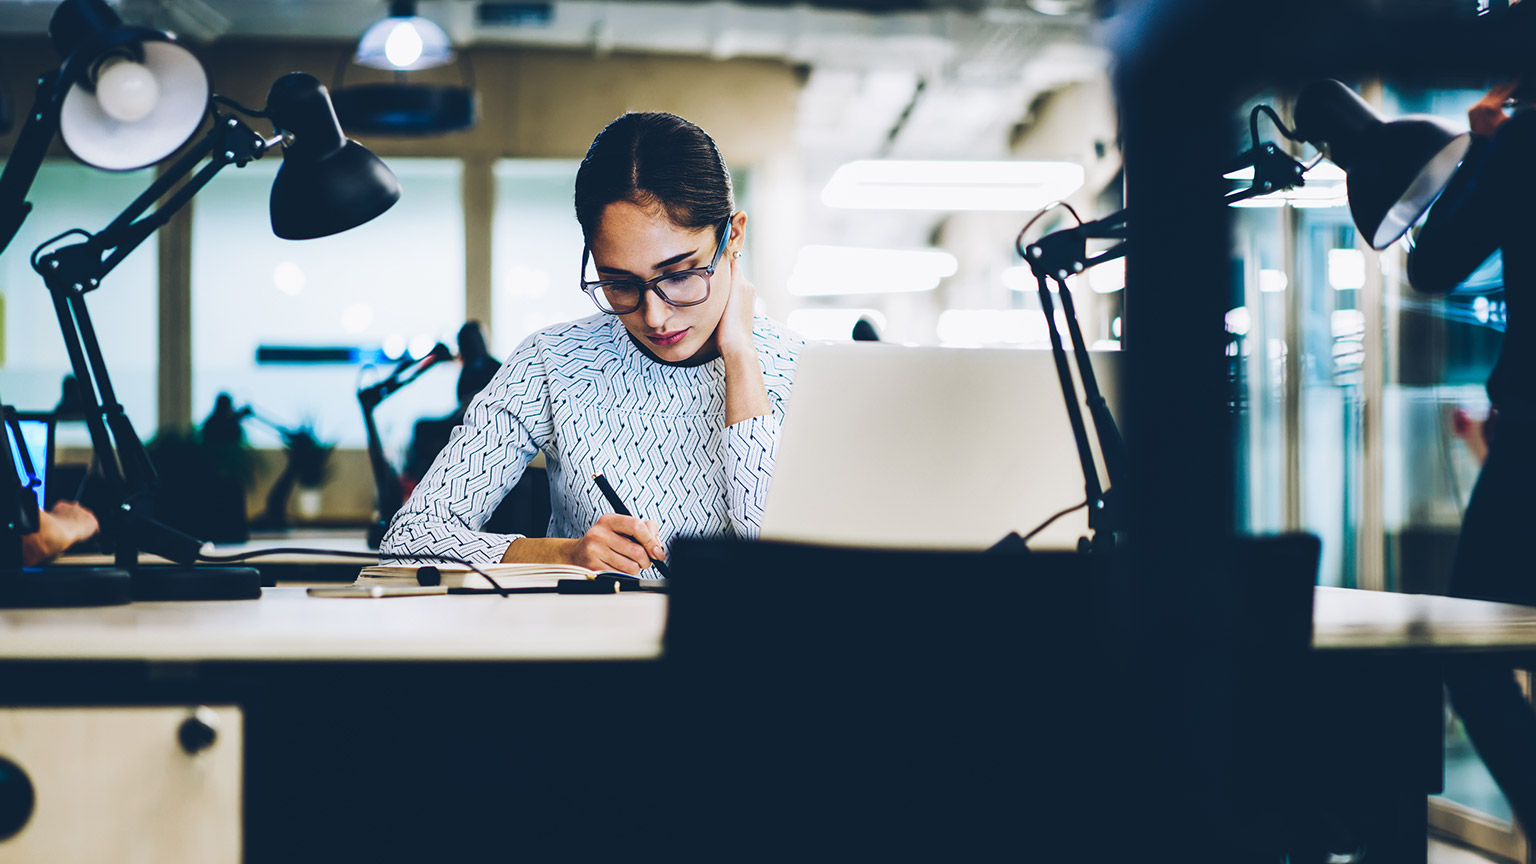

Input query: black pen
[592,473,673,579]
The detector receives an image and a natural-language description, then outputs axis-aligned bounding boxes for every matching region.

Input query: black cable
[1250,103,1299,149]
[194,548,510,597]
[1022,501,1089,544]
[30,228,94,269]
[1015,200,1085,259]
[210,94,268,118]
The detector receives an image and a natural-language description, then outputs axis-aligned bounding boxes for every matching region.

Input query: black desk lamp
[8,2,400,601]
[0,0,208,257]
[0,0,212,605]
[1018,79,1469,552]
[358,343,452,549]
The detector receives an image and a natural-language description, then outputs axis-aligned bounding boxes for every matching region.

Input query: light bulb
[384,22,425,69]
[94,57,159,123]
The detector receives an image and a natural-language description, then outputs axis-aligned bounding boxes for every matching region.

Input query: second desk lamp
[1,0,402,604]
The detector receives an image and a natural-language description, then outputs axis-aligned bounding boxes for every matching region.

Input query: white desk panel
[0,587,665,662]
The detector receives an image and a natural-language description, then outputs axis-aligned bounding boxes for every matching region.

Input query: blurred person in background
[1409,34,1536,829]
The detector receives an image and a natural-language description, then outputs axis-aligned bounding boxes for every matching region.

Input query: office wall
[0,37,803,523]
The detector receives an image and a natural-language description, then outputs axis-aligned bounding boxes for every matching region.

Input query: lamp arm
[89,115,273,285]
[1051,276,1129,530]
[359,395,403,548]
[27,110,275,568]
[356,345,450,548]
[0,72,64,259]
[1036,272,1104,529]
[358,344,452,409]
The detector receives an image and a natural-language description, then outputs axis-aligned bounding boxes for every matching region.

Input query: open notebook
[357,563,602,590]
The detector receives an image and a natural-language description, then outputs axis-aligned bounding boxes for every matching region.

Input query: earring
[733,251,742,259]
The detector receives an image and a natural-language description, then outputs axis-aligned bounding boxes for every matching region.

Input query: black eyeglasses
[580,219,730,315]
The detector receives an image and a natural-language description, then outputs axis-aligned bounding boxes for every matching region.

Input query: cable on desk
[194,548,510,597]
[1022,501,1088,545]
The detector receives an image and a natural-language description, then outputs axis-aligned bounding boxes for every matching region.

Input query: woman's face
[589,200,736,364]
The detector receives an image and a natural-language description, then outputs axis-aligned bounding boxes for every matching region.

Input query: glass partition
[0,162,159,446]
[189,158,464,455]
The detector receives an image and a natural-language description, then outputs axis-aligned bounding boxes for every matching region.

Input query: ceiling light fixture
[333,0,476,136]
[355,0,454,71]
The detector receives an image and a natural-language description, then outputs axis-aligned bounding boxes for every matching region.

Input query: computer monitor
[760,341,1121,551]
[5,412,52,514]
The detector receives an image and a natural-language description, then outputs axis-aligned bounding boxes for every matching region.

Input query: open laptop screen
[760,342,1120,552]
[5,415,52,513]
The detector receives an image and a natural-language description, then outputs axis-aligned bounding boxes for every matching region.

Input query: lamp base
[0,567,134,608]
[130,566,262,602]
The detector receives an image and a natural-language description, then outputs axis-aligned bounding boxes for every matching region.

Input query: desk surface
[59,529,378,568]
[0,587,666,662]
[1313,586,1536,652]
[0,586,1533,663]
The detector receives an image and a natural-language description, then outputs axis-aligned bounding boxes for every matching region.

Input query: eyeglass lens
[599,271,710,313]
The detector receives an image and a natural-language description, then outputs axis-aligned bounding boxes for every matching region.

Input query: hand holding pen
[589,473,673,579]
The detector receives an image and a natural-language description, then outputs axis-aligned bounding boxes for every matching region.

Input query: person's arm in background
[1408,81,1523,294]
[20,501,99,567]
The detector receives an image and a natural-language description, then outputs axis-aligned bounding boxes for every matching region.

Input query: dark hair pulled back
[574,112,734,244]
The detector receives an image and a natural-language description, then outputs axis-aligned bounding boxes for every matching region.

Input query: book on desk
[355,563,665,593]
[358,563,600,589]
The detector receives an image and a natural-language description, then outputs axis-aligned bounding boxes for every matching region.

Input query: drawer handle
[0,757,34,842]
[178,707,220,755]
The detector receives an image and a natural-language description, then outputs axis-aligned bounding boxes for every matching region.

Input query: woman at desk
[1409,73,1536,831]
[382,112,801,574]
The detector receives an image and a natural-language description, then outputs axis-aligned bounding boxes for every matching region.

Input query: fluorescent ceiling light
[1259,269,1288,293]
[788,246,958,296]
[1328,248,1366,291]
[822,160,1084,212]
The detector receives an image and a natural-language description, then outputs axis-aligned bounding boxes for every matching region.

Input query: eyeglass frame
[579,217,732,315]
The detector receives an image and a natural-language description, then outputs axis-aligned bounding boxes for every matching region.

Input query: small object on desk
[591,472,674,579]
[559,579,619,594]
[358,562,602,590]
[308,585,449,598]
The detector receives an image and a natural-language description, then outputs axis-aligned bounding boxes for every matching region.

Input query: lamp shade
[48,0,209,171]
[355,1,454,71]
[1293,79,1470,250]
[264,73,401,240]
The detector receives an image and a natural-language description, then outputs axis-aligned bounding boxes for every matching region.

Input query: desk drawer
[0,705,241,864]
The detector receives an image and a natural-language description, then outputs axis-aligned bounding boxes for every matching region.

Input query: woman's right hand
[568,514,666,575]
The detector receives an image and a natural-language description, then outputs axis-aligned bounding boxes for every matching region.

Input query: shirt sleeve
[380,339,552,564]
[722,412,780,539]
[1408,122,1521,295]
[720,320,800,539]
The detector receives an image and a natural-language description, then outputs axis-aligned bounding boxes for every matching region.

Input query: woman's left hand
[714,248,757,361]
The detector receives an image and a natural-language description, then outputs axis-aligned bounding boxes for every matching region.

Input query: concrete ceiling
[0,0,1107,160]
[0,0,1116,295]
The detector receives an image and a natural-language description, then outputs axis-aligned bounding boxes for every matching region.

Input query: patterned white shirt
[381,313,802,565]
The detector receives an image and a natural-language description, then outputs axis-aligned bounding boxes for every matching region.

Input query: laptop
[760,342,1121,551]
[4,411,53,514]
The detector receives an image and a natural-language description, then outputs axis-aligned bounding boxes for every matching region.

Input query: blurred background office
[0,0,1520,857]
